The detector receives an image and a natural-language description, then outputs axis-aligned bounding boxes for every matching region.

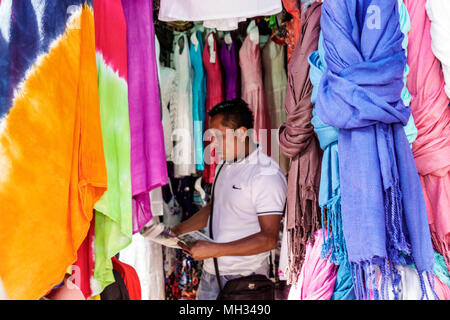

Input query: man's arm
[181,214,281,261]
[171,202,211,236]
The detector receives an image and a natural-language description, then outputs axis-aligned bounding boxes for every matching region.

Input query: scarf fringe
[320,189,347,266]
[385,181,411,258]
[286,186,322,285]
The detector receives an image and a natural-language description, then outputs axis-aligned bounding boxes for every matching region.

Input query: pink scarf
[405,0,450,270]
[288,229,338,300]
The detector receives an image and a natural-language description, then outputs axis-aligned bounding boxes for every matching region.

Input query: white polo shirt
[203,146,287,276]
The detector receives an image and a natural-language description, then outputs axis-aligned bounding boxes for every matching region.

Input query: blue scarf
[316,0,435,300]
[309,34,354,300]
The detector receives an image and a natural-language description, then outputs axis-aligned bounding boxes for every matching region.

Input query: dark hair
[208,98,254,130]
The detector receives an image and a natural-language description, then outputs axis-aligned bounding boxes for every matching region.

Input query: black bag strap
[209,162,226,291]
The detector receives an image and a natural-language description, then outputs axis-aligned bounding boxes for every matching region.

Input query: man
[171,99,287,300]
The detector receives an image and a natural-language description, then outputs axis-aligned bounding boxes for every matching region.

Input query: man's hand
[178,240,218,261]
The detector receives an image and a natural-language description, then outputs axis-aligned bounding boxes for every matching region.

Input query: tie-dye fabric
[0,0,107,300]
[92,0,133,295]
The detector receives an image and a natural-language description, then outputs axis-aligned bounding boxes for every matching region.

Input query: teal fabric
[434,251,450,288]
[309,33,354,300]
[398,0,418,147]
[189,30,206,171]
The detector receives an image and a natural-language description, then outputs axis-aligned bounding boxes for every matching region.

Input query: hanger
[224,32,233,46]
[247,20,259,44]
[194,177,207,206]
[178,35,185,54]
[190,31,199,51]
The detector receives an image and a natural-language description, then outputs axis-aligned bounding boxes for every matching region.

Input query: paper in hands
[142,223,213,249]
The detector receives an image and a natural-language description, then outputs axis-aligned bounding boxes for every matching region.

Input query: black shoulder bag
[209,162,275,300]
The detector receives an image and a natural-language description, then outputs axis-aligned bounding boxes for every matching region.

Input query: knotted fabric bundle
[316,0,436,300]
[279,1,323,285]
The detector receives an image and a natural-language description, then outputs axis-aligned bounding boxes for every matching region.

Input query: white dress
[158,0,282,31]
[172,33,196,177]
[426,0,450,99]
[156,36,176,162]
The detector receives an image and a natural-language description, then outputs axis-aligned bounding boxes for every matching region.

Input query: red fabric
[202,32,224,184]
[93,0,128,80]
[111,257,141,300]
[282,0,301,62]
[73,218,96,299]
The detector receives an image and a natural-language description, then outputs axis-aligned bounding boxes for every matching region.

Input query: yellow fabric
[0,6,107,300]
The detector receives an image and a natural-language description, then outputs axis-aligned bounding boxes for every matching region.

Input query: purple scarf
[122,0,168,233]
[316,0,435,300]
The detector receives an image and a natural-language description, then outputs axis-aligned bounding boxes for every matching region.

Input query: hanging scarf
[0,1,107,299]
[122,0,169,233]
[309,0,417,300]
[279,1,322,284]
[288,229,338,300]
[309,36,354,300]
[91,0,133,295]
[404,0,450,270]
[316,0,435,300]
[426,0,450,99]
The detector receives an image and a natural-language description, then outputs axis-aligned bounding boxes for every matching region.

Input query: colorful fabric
[112,257,141,300]
[309,38,355,300]
[172,33,196,178]
[190,30,206,171]
[426,0,450,99]
[308,0,415,300]
[397,0,418,147]
[0,1,107,300]
[202,32,223,184]
[262,38,290,175]
[122,0,169,233]
[91,0,133,294]
[316,0,435,300]
[220,33,240,100]
[288,230,338,300]
[73,219,96,298]
[282,0,301,62]
[434,251,450,288]
[239,22,271,150]
[405,0,450,270]
[278,2,322,284]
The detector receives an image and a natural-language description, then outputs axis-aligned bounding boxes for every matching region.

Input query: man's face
[209,114,245,162]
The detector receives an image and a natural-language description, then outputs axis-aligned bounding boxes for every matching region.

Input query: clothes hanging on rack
[240,21,270,151]
[190,30,207,172]
[262,38,290,174]
[405,0,450,271]
[202,32,223,184]
[172,33,196,178]
[92,0,133,294]
[122,0,169,234]
[220,33,240,100]
[119,231,165,300]
[282,0,301,61]
[111,257,141,300]
[156,36,176,162]
[100,270,130,300]
[0,0,107,300]
[278,2,322,285]
[158,0,282,31]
